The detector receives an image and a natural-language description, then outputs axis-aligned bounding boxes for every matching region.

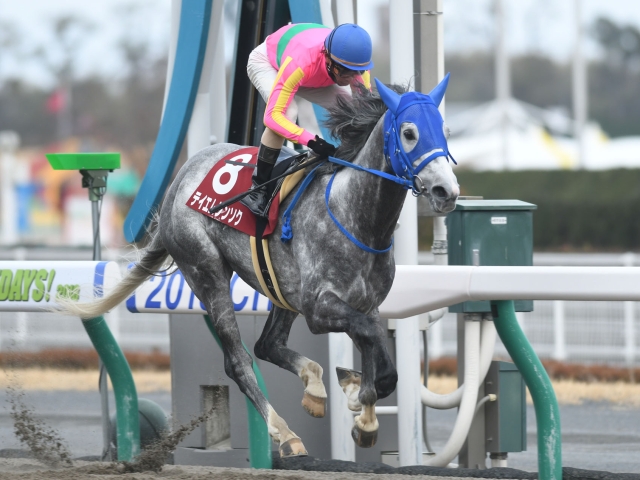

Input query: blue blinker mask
[375,75,456,194]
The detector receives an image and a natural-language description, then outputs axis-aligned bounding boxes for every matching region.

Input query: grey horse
[61,78,459,458]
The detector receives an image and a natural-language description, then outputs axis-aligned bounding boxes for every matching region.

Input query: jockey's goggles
[333,63,365,77]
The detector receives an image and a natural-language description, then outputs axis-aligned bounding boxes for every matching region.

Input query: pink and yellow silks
[262,23,371,146]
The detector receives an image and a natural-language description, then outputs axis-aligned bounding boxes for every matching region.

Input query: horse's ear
[427,72,450,107]
[374,78,400,114]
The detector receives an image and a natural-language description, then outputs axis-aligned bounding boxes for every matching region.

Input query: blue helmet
[324,24,374,71]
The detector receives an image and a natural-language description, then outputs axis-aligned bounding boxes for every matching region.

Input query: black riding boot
[241,143,280,217]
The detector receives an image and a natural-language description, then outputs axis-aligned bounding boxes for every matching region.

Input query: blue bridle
[281,75,457,254]
[379,79,456,196]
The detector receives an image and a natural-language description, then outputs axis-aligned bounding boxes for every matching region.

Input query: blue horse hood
[382,93,451,178]
[375,75,454,181]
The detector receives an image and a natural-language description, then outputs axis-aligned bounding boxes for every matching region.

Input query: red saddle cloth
[185,147,283,236]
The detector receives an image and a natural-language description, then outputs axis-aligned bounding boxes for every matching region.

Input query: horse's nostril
[432,186,448,199]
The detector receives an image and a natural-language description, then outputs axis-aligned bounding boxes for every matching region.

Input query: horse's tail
[57,229,170,320]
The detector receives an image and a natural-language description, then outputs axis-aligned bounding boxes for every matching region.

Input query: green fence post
[491,300,562,480]
[203,315,272,469]
[83,316,140,461]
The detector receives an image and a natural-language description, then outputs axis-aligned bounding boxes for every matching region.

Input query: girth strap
[251,218,296,311]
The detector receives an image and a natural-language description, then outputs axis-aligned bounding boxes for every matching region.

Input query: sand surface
[0,458,511,480]
[2,369,640,406]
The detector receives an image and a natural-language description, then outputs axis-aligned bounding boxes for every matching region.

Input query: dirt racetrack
[0,458,512,480]
[2,458,640,480]
[2,370,640,479]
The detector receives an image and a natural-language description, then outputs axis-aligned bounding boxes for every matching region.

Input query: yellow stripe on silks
[361,71,371,90]
[262,239,296,311]
[250,236,286,309]
[269,56,293,103]
[270,67,305,139]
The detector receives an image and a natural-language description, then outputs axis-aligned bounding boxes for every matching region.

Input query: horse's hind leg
[180,264,307,457]
[254,307,327,418]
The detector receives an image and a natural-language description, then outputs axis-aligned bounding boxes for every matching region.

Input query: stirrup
[241,181,269,218]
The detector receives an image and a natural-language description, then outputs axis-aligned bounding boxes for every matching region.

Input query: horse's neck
[331,118,408,248]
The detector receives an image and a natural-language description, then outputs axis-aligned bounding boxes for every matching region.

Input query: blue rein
[280,155,409,254]
[324,167,393,254]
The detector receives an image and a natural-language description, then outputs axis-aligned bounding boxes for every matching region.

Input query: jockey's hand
[307,135,337,157]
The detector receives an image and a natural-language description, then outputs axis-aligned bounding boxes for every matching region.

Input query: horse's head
[375,76,459,214]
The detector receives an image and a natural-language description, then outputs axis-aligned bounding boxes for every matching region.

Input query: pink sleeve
[263,57,316,146]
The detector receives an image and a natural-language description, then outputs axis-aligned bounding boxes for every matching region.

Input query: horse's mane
[324,83,407,162]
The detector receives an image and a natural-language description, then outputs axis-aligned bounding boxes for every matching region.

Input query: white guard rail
[128,265,640,317]
[380,265,640,317]
[126,271,272,315]
[0,261,121,312]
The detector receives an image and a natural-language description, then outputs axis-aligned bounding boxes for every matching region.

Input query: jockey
[242,22,374,217]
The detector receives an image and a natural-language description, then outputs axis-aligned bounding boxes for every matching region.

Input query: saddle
[186,146,309,311]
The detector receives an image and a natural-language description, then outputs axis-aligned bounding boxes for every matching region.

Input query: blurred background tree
[3,8,640,251]
[0,9,165,159]
[3,12,640,150]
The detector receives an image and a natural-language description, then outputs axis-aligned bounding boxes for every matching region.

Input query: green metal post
[491,300,562,480]
[83,316,140,461]
[203,315,272,469]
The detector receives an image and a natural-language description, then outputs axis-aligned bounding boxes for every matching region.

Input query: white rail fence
[0,249,638,366]
[428,301,638,366]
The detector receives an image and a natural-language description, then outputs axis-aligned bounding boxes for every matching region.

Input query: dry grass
[0,349,170,371]
[426,375,640,406]
[0,368,171,393]
[4,369,638,406]
[2,351,640,406]
[429,357,640,384]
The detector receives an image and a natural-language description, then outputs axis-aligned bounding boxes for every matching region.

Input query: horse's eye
[403,130,416,141]
[443,123,451,139]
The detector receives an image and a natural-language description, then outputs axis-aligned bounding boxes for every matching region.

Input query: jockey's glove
[307,135,337,157]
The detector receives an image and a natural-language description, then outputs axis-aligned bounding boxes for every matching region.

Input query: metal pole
[90,191,113,461]
[413,0,444,94]
[0,131,20,246]
[391,0,422,467]
[84,316,140,461]
[623,253,635,365]
[203,315,272,468]
[328,332,355,461]
[552,300,566,361]
[491,300,562,480]
[624,300,635,366]
[572,0,587,169]
[325,0,357,463]
[495,0,510,170]
[188,0,225,153]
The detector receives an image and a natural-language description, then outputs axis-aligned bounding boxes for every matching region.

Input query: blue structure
[124,0,212,242]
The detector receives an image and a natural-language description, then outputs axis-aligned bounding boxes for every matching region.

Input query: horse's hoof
[301,392,326,418]
[279,437,308,457]
[336,367,361,387]
[351,424,378,448]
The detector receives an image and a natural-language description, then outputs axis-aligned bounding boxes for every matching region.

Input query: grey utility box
[447,199,537,313]
[484,361,527,454]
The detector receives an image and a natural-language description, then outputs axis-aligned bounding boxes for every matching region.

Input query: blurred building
[447,99,640,171]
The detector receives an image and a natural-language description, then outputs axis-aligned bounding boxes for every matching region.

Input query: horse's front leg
[304,292,398,448]
[254,307,327,418]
